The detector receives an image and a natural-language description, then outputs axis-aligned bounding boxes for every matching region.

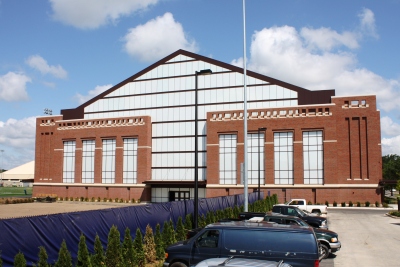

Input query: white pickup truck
[277,199,328,214]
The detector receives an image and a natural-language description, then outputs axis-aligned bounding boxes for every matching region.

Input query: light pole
[258,128,266,200]
[194,69,212,229]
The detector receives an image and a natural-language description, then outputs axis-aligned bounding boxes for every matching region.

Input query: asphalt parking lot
[320,207,400,266]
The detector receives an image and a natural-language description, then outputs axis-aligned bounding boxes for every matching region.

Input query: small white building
[1,161,34,187]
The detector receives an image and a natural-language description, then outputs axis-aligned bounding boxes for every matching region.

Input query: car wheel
[170,262,188,267]
[319,244,330,259]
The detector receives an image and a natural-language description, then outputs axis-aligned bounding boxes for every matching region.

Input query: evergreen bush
[175,217,186,242]
[77,234,91,267]
[105,225,122,267]
[184,214,192,230]
[14,251,26,267]
[133,228,146,267]
[91,234,106,267]
[333,201,337,207]
[154,224,165,260]
[121,227,135,267]
[143,224,156,263]
[37,246,49,267]
[55,240,72,267]
[375,201,379,207]
[357,201,361,207]
[349,201,353,207]
[365,201,370,207]
[341,202,346,207]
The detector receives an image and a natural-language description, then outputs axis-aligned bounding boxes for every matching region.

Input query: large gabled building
[33,50,382,204]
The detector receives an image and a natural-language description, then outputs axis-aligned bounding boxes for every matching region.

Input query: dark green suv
[263,212,341,259]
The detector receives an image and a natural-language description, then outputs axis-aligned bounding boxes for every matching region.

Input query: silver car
[195,256,292,267]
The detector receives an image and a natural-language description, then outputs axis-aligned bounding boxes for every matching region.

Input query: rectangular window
[63,141,76,183]
[102,139,116,184]
[123,138,138,184]
[82,140,95,183]
[274,132,293,184]
[303,131,324,184]
[219,134,237,184]
[248,133,265,185]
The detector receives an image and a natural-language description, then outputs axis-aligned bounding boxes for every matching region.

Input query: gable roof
[61,49,335,120]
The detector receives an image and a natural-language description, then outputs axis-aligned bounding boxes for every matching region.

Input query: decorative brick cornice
[56,117,146,130]
[210,106,333,122]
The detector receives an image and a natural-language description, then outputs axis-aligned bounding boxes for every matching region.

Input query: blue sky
[1,0,400,170]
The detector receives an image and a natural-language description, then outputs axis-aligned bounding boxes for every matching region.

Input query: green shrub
[144,224,157,264]
[154,224,165,260]
[91,197,95,202]
[383,202,389,208]
[77,234,91,267]
[307,201,312,205]
[103,197,107,202]
[80,197,84,202]
[341,202,346,207]
[365,201,370,207]
[14,251,26,267]
[375,201,379,207]
[357,201,361,207]
[91,234,106,267]
[105,225,121,267]
[97,197,101,202]
[389,211,400,217]
[55,240,72,267]
[121,227,134,267]
[115,198,119,203]
[349,201,353,207]
[333,201,337,207]
[37,246,49,267]
[325,201,329,206]
[133,228,146,267]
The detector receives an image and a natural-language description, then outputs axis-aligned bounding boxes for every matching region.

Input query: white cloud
[26,55,67,79]
[0,72,31,101]
[381,116,400,137]
[300,27,359,51]
[123,12,198,62]
[382,135,400,156]
[49,0,159,29]
[74,84,112,104]
[0,117,36,169]
[235,9,400,113]
[358,8,379,38]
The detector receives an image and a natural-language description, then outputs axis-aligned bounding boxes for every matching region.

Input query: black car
[263,213,341,259]
[165,221,321,267]
[271,205,328,229]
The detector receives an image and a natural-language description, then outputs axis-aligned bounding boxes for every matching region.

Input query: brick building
[33,50,382,204]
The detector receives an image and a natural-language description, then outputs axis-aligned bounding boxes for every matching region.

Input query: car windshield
[295,207,307,216]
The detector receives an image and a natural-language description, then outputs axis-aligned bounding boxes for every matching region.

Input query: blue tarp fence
[0,192,261,266]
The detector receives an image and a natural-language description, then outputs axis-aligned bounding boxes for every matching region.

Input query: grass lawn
[0,187,32,198]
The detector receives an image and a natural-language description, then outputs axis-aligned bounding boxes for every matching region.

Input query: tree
[91,234,106,267]
[14,251,26,267]
[121,227,135,267]
[77,233,91,267]
[133,228,146,267]
[143,224,156,263]
[55,240,72,267]
[37,246,49,267]
[175,217,186,242]
[184,214,192,230]
[154,223,165,260]
[382,154,400,181]
[105,225,122,267]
